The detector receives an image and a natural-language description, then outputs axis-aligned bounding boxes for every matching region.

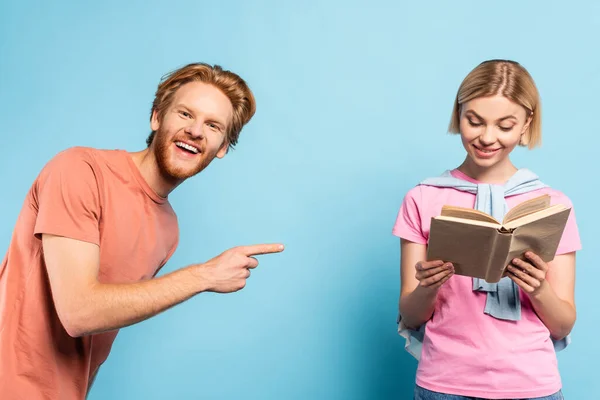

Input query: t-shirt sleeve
[552,193,582,255]
[392,186,427,244]
[33,148,101,245]
[153,230,179,278]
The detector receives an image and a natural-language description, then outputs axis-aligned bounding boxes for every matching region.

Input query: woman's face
[459,94,532,170]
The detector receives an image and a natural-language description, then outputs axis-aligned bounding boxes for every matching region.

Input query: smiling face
[150,81,234,183]
[459,94,532,171]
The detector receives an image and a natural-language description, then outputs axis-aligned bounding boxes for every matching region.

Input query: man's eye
[179,111,191,118]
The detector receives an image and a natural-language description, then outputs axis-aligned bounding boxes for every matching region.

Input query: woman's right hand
[399,241,454,329]
[415,260,454,290]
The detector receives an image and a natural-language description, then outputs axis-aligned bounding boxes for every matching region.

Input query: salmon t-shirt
[392,169,582,399]
[0,146,179,399]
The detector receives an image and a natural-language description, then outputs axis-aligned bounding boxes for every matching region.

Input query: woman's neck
[457,157,518,184]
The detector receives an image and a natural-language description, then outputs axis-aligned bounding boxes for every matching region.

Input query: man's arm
[42,234,284,337]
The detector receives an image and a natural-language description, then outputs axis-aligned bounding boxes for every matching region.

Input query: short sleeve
[33,148,101,245]
[152,231,179,278]
[552,193,582,255]
[392,186,427,244]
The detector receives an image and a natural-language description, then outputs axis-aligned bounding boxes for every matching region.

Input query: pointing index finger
[239,244,285,256]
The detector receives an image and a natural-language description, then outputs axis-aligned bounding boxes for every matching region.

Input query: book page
[435,216,501,229]
[502,195,550,224]
[506,208,571,263]
[441,206,500,224]
[503,204,568,230]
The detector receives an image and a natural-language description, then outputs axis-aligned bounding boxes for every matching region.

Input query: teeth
[175,141,199,154]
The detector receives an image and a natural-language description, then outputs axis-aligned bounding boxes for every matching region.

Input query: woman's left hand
[506,251,549,297]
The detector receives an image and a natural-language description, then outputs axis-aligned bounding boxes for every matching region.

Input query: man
[0,63,284,399]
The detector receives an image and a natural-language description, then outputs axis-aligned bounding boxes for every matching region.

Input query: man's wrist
[186,263,212,294]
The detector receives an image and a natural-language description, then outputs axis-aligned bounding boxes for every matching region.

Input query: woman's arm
[507,251,576,339]
[399,239,454,329]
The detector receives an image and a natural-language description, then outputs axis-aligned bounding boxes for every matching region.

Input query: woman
[393,59,581,399]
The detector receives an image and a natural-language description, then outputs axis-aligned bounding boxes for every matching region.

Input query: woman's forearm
[529,281,576,340]
[399,285,439,329]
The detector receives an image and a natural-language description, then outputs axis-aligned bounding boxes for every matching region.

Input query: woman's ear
[520,112,533,145]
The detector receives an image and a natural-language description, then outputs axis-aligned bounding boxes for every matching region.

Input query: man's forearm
[529,281,576,340]
[43,236,275,337]
[64,266,205,337]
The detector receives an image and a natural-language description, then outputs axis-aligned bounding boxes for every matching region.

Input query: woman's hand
[507,251,577,340]
[506,251,548,297]
[399,241,454,329]
[415,260,454,290]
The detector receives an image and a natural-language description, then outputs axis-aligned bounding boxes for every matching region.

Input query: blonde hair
[147,62,256,150]
[448,60,542,149]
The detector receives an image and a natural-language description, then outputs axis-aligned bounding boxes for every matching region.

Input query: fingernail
[512,258,519,264]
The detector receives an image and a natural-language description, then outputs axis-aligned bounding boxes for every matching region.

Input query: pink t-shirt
[392,169,581,399]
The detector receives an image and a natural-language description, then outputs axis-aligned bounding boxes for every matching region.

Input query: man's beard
[153,128,218,182]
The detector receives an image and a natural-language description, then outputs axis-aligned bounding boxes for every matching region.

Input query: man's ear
[151,110,160,132]
[216,141,229,159]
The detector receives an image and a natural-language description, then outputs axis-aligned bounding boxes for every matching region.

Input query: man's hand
[197,244,285,293]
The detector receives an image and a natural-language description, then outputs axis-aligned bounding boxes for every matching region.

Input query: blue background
[1,1,598,398]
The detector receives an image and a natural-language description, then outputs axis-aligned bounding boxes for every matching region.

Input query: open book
[426,195,571,283]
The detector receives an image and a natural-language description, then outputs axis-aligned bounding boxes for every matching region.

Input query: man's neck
[129,148,180,198]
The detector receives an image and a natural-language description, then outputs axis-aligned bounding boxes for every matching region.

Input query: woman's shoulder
[402,182,447,204]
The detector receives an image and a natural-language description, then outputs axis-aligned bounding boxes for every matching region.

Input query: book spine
[484,232,513,283]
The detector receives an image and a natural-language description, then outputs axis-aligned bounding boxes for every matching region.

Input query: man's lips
[174,140,201,155]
